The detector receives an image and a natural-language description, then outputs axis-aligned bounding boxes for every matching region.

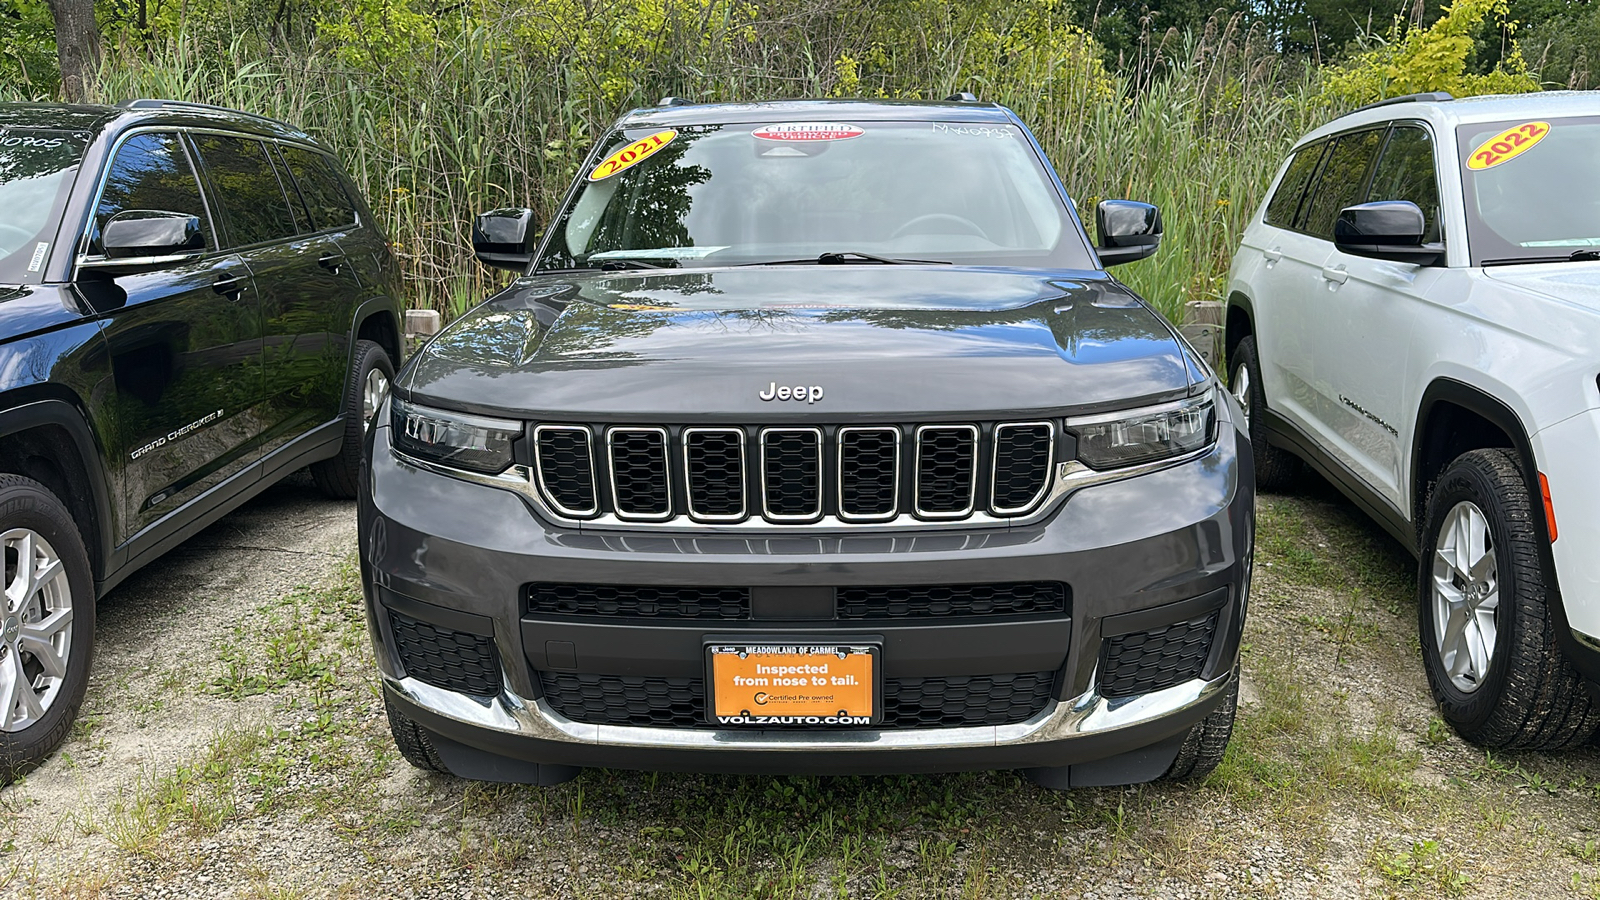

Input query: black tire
[0,475,95,784]
[1163,676,1237,781]
[311,339,395,500]
[1418,448,1600,749]
[384,695,450,775]
[1228,336,1300,491]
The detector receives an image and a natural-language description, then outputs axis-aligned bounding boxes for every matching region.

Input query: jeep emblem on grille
[759,382,824,403]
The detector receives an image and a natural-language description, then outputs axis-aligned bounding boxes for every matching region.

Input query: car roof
[616,98,1017,128]
[1296,89,1600,146]
[0,100,320,146]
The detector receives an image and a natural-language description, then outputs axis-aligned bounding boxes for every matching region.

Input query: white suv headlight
[1065,388,1217,470]
[391,397,521,474]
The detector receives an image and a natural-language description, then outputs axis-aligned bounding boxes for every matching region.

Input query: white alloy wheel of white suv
[1225,90,1600,750]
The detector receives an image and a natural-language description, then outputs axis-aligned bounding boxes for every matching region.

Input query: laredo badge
[588,130,677,181]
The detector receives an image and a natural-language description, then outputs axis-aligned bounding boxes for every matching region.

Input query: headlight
[1066,389,1216,470]
[391,397,521,474]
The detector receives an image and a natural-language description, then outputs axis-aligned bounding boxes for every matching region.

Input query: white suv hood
[1483,262,1600,312]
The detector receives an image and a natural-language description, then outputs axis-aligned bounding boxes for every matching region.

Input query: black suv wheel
[312,339,395,499]
[1418,449,1599,749]
[1228,336,1299,491]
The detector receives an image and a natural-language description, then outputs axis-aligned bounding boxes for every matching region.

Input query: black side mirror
[1334,201,1444,265]
[1095,200,1162,267]
[78,210,205,276]
[473,208,538,272]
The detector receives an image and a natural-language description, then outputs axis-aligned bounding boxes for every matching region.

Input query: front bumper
[359,410,1253,778]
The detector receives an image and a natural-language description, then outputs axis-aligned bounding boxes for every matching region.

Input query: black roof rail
[116,98,299,131]
[945,91,979,102]
[1351,91,1453,114]
[656,96,694,108]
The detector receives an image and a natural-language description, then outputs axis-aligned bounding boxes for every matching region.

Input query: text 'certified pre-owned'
[759,382,824,403]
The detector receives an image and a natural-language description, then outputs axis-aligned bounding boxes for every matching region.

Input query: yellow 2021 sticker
[588,130,677,181]
[1468,121,1549,170]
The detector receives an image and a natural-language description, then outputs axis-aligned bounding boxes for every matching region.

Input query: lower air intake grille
[836,582,1068,620]
[389,611,502,697]
[537,672,1055,728]
[1099,611,1219,699]
[526,584,751,620]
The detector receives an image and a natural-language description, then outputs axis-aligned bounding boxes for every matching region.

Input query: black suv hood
[401,267,1199,419]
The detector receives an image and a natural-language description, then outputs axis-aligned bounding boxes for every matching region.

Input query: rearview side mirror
[1096,200,1162,267]
[473,208,539,272]
[1334,201,1444,265]
[79,210,205,276]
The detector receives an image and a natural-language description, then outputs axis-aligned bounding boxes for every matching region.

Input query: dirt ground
[2,471,1599,899]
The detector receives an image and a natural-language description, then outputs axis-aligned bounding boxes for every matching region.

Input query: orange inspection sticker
[1468,121,1549,170]
[588,129,677,181]
[709,644,876,724]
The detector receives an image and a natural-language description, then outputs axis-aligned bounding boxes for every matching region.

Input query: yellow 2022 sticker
[588,130,677,181]
[1468,121,1549,170]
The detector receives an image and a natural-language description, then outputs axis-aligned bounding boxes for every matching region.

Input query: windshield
[1458,116,1600,265]
[537,120,1095,271]
[0,129,88,283]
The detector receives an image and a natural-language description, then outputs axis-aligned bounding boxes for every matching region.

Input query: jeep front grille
[529,422,1057,527]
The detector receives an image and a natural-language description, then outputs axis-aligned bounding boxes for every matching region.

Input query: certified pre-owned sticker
[751,123,864,142]
[588,129,677,181]
[1468,121,1549,170]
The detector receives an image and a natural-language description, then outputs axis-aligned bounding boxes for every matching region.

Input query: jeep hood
[1483,261,1600,313]
[400,267,1200,418]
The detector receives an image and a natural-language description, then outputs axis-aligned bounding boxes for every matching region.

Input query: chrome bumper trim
[386,668,1231,752]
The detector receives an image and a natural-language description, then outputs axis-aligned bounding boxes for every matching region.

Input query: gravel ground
[2,471,1599,899]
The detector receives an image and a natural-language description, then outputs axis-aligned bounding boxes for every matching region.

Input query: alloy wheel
[1431,501,1500,694]
[362,367,391,433]
[1230,365,1252,427]
[1,527,73,732]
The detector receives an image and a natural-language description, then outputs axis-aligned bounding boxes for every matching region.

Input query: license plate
[707,643,878,726]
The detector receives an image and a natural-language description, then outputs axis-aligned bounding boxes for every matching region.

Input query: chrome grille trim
[837,426,901,522]
[914,424,978,520]
[532,425,599,518]
[759,427,824,522]
[990,422,1055,516]
[682,427,747,523]
[606,427,673,521]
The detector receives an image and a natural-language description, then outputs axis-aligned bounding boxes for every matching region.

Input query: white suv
[1225,90,1600,750]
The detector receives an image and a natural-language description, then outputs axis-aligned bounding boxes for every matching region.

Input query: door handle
[318,253,345,274]
[1321,264,1348,285]
[212,273,245,299]
[1263,247,1283,263]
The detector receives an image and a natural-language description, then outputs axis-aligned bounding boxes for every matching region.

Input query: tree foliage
[1321,0,1538,106]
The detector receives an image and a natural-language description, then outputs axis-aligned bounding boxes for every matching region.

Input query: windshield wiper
[597,258,678,271]
[743,251,951,266]
[1483,249,1600,266]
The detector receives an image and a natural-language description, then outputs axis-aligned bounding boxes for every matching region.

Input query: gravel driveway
[3,472,1599,899]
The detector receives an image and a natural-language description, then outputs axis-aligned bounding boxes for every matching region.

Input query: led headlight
[1066,388,1216,470]
[391,397,520,474]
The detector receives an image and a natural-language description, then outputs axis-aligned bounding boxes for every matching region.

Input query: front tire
[1163,676,1237,781]
[384,695,450,775]
[312,339,395,500]
[1418,449,1599,749]
[0,475,95,784]
[1228,336,1300,491]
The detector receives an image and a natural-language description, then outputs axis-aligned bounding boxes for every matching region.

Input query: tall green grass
[87,7,1331,322]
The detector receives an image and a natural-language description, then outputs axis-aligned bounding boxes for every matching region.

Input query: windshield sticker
[588,130,677,182]
[932,123,1018,139]
[26,243,48,272]
[751,123,864,142]
[1468,122,1549,170]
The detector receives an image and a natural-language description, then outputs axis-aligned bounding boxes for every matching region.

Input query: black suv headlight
[391,397,520,474]
[1066,388,1216,470]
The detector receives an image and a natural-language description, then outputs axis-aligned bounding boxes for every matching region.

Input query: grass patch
[1371,838,1471,896]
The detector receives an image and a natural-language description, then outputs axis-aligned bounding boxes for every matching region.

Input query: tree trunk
[45,0,100,102]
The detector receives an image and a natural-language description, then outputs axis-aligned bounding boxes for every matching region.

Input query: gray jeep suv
[359,98,1252,788]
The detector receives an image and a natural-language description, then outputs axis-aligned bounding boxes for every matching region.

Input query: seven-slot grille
[530,422,1056,525]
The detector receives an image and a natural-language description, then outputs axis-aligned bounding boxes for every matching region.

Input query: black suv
[363,99,1251,788]
[0,100,403,779]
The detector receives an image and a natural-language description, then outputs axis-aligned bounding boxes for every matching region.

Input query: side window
[279,145,358,232]
[90,133,210,255]
[1263,142,1324,229]
[190,133,299,247]
[1301,129,1384,240]
[1366,125,1442,243]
